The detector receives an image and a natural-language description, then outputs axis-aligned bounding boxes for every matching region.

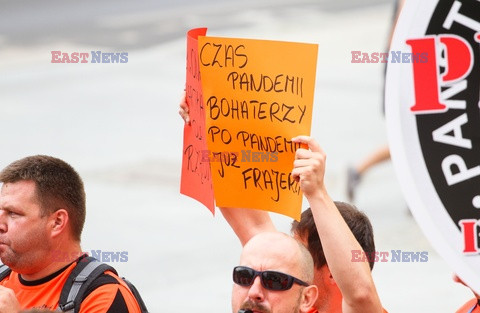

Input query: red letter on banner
[407,35,473,114]
[406,37,445,113]
[439,36,473,83]
[459,219,479,255]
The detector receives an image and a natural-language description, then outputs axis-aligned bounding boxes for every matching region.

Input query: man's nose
[0,211,8,233]
[247,276,265,303]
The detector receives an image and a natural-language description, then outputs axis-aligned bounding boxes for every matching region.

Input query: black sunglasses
[233,266,309,291]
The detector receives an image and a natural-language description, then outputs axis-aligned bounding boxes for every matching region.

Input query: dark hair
[291,201,376,270]
[0,155,86,241]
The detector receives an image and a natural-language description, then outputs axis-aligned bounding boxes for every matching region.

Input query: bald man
[179,101,383,312]
[232,232,318,313]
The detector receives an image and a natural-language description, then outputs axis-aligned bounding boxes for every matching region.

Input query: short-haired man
[291,202,377,312]
[232,232,318,313]
[180,99,385,312]
[219,137,385,313]
[0,155,142,312]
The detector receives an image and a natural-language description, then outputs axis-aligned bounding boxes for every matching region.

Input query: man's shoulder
[78,270,142,313]
[72,256,146,313]
[0,261,78,310]
[1,259,142,313]
[61,257,142,313]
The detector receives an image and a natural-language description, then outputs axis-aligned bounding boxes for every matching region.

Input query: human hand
[0,285,20,313]
[291,136,327,199]
[178,91,190,124]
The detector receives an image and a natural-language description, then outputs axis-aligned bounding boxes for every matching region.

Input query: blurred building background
[0,0,474,311]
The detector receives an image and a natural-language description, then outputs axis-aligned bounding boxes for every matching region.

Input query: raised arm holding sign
[180,103,384,312]
[179,28,384,312]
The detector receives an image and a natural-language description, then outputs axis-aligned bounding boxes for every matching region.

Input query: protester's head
[0,155,86,270]
[231,232,318,313]
[291,202,375,270]
[0,155,86,240]
[291,201,375,309]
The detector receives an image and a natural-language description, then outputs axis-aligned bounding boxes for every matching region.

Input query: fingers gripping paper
[181,28,318,220]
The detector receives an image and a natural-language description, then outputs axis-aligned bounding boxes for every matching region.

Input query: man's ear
[299,285,318,312]
[48,209,69,238]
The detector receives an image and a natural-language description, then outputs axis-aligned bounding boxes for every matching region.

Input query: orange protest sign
[198,35,318,220]
[180,28,215,213]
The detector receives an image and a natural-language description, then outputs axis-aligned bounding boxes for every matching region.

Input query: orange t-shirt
[456,299,480,313]
[1,261,141,312]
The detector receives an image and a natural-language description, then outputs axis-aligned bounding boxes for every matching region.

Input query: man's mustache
[239,300,271,313]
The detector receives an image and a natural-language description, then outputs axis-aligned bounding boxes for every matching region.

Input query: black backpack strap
[121,277,149,313]
[0,265,12,282]
[58,257,117,313]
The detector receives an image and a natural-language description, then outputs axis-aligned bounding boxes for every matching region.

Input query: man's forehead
[0,180,37,205]
[239,254,293,274]
[1,180,36,191]
[240,234,300,273]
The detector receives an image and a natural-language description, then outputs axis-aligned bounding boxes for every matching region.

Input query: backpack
[0,256,149,313]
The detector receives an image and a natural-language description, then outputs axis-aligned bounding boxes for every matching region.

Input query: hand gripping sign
[385,0,480,295]
[181,28,215,213]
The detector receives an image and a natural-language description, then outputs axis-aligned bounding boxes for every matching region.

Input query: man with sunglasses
[221,136,384,313]
[180,100,384,312]
[232,231,318,313]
